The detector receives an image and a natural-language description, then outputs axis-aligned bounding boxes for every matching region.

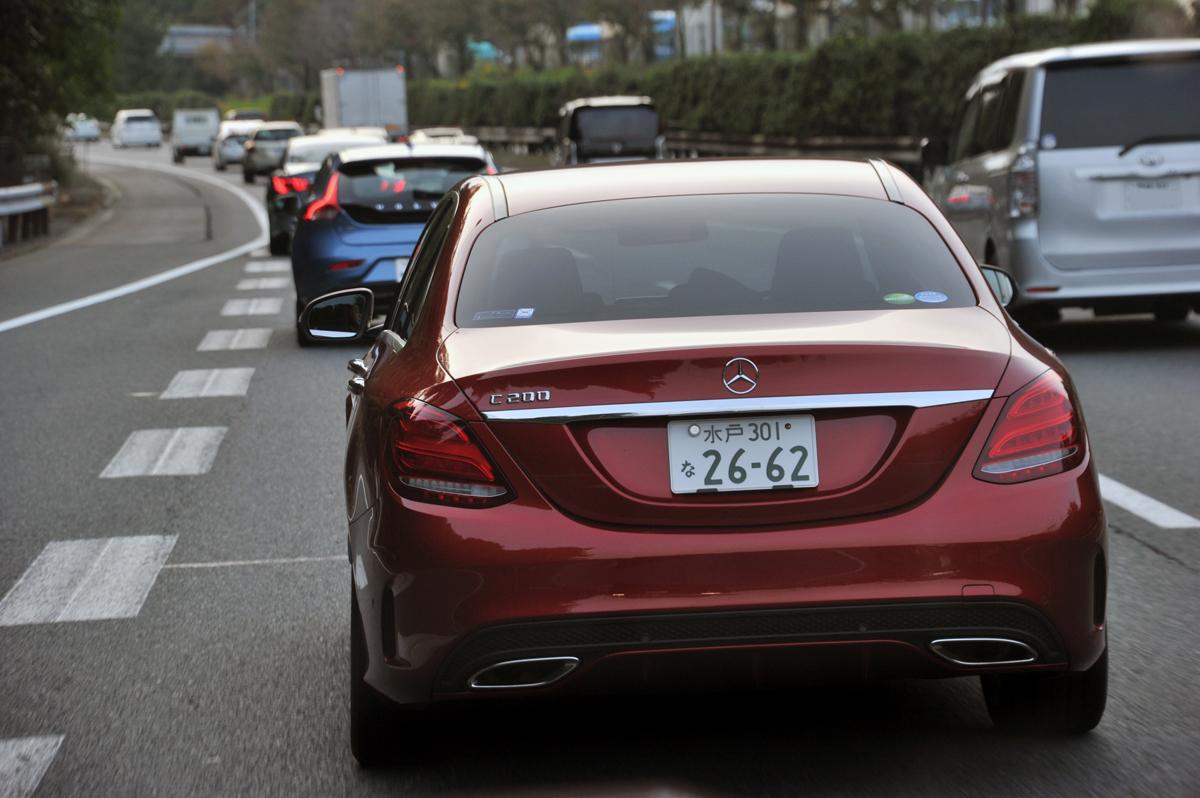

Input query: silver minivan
[924,40,1200,322]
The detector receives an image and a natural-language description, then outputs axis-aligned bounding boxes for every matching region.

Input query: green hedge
[408,0,1169,141]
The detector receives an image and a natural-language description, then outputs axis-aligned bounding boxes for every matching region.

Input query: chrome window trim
[481,389,994,423]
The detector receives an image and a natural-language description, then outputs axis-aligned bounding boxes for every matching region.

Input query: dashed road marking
[100,427,226,478]
[162,555,343,570]
[0,536,176,626]
[244,259,289,273]
[221,297,283,316]
[197,328,271,351]
[236,277,290,290]
[1100,474,1200,529]
[160,368,254,399]
[0,735,64,798]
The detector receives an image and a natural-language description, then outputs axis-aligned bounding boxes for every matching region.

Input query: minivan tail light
[304,172,340,221]
[272,175,311,194]
[974,371,1084,484]
[1008,144,1038,218]
[386,399,510,507]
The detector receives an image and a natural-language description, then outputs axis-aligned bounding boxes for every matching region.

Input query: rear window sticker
[915,291,949,304]
[515,307,536,319]
[473,309,517,321]
[883,292,916,305]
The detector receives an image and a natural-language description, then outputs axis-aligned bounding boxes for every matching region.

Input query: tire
[982,645,1107,735]
[295,298,314,347]
[350,587,397,767]
[1011,304,1061,327]
[269,232,290,256]
[172,150,184,164]
[1154,304,1190,323]
[242,168,254,184]
[215,160,226,172]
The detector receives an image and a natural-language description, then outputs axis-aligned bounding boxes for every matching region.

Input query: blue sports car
[290,142,496,344]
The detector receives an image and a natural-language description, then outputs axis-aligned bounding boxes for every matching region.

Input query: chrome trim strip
[482,389,994,423]
[929,637,1038,667]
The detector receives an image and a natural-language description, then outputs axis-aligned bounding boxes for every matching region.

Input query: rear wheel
[295,298,314,347]
[242,168,254,184]
[982,645,1107,735]
[214,159,226,172]
[269,232,290,256]
[1154,303,1190,323]
[172,149,184,164]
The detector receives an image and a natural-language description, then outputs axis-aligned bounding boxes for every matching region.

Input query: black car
[552,95,664,166]
[265,133,385,255]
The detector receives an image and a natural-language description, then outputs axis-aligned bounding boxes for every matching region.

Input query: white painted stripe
[237,277,290,290]
[160,367,254,399]
[249,247,270,258]
[99,427,226,478]
[1099,474,1200,529]
[162,555,343,570]
[0,157,268,334]
[0,736,64,798]
[244,259,289,273]
[0,536,176,625]
[197,328,271,351]
[221,297,283,316]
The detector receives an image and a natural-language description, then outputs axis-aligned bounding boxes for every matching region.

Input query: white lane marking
[0,157,268,334]
[160,367,254,399]
[1099,474,1200,529]
[0,536,176,625]
[221,297,283,316]
[0,735,64,798]
[99,427,226,478]
[250,248,270,258]
[162,555,343,570]
[244,259,289,273]
[237,277,290,290]
[197,328,271,351]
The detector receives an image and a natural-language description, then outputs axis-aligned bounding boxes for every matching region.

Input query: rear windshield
[126,116,157,125]
[255,128,301,141]
[180,114,213,125]
[288,140,373,163]
[573,106,658,142]
[1040,56,1200,150]
[457,194,975,328]
[337,157,485,219]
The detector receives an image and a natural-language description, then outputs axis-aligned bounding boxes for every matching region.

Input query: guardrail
[463,126,921,175]
[0,182,57,249]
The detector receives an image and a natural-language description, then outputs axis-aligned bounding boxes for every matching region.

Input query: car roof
[117,108,156,117]
[288,134,383,148]
[977,38,1200,81]
[489,158,891,217]
[560,95,655,115]
[255,121,304,131]
[337,142,489,164]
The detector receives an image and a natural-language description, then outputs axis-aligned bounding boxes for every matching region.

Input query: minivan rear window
[1040,56,1200,150]
[255,128,301,141]
[457,194,976,328]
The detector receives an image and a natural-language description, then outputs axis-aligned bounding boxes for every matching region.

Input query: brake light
[328,259,363,271]
[386,399,510,507]
[303,172,340,221]
[272,175,311,194]
[1008,143,1038,218]
[974,371,1085,484]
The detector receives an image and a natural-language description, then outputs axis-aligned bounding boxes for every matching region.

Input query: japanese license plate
[1123,178,1182,211]
[667,414,819,494]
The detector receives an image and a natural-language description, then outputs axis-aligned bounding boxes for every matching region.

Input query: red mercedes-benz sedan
[300,158,1107,766]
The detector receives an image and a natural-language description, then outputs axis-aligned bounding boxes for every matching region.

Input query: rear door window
[1040,56,1200,149]
[456,194,977,328]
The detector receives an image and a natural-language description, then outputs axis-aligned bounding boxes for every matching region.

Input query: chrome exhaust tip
[929,637,1038,667]
[468,656,580,690]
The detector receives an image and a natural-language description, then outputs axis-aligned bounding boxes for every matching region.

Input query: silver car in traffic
[242,121,304,183]
[925,39,1200,322]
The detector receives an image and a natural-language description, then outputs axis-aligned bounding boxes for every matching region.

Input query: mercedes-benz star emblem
[722,357,759,395]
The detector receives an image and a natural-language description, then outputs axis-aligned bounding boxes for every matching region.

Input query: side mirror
[298,288,376,342]
[980,265,1015,307]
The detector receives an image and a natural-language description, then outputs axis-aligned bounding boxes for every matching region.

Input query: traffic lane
[0,160,259,324]
[1036,314,1200,567]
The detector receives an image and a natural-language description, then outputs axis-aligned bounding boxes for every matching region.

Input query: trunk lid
[443,308,1011,529]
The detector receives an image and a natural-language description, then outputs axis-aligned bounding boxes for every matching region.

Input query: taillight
[386,399,510,507]
[271,175,289,194]
[1008,143,1038,218]
[328,259,363,271]
[273,175,310,194]
[974,371,1085,484]
[303,172,340,221]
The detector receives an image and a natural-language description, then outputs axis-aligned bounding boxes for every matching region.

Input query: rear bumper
[350,402,1108,706]
[290,233,412,308]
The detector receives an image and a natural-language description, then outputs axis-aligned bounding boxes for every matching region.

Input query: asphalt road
[1,142,1198,797]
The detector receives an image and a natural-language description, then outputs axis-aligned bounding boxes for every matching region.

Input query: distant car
[289,142,496,343]
[111,109,162,148]
[211,120,261,171]
[297,158,1108,767]
[923,39,1200,323]
[225,109,266,122]
[266,132,387,255]
[552,96,664,165]
[409,127,478,145]
[171,107,220,163]
[242,122,304,183]
[64,114,101,142]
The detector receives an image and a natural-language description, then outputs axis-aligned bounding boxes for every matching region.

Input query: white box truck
[319,67,408,136]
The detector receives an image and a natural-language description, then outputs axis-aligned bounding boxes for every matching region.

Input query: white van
[112,109,163,148]
[171,107,220,162]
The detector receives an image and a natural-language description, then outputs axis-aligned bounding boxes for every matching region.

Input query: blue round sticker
[915,291,948,304]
